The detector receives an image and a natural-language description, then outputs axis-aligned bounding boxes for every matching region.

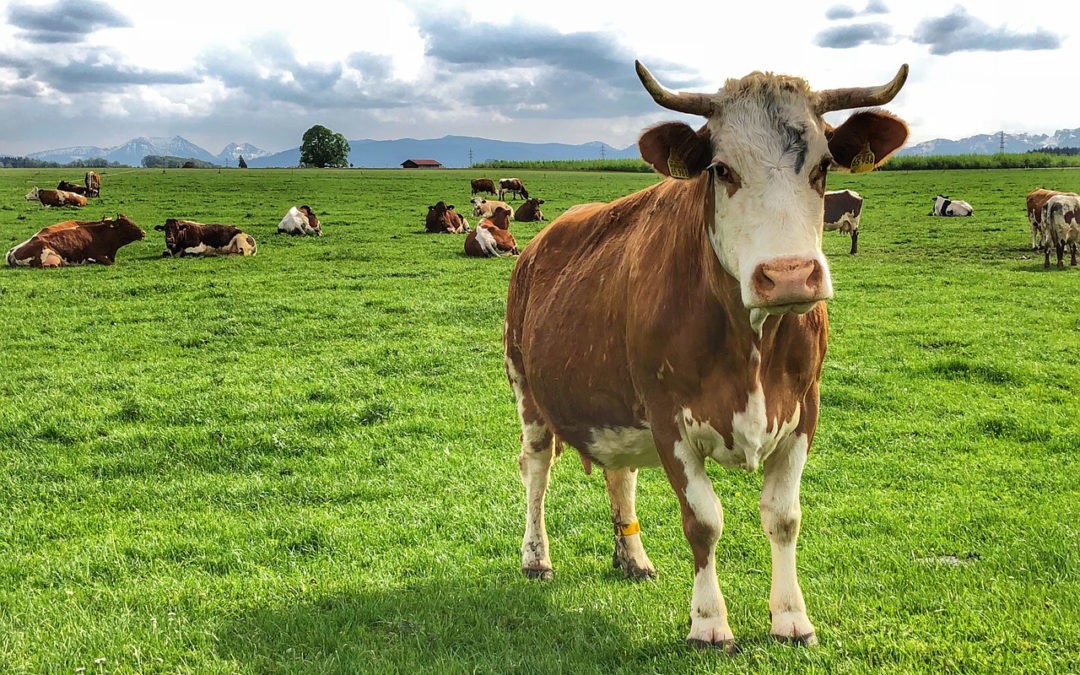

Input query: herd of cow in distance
[8,167,1078,270]
[5,57,1080,653]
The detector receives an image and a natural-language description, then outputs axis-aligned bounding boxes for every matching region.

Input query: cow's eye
[709,162,732,181]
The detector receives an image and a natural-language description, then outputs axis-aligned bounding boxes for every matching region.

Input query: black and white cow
[930,194,972,217]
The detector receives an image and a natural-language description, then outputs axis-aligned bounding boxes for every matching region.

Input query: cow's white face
[705,91,834,313]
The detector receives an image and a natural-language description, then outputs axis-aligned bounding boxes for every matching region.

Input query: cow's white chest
[681,386,801,472]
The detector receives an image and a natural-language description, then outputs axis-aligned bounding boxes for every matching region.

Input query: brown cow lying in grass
[155,219,257,257]
[25,187,87,207]
[6,215,144,267]
[464,207,518,257]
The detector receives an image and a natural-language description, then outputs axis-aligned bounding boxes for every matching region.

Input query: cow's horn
[635,60,713,116]
[815,64,908,114]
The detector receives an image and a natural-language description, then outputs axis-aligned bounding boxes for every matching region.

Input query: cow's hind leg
[518,421,555,580]
[604,468,656,579]
[759,435,816,645]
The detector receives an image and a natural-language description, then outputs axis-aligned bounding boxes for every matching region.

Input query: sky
[0,0,1075,156]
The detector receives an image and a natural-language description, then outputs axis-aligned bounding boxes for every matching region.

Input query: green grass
[1,166,1078,673]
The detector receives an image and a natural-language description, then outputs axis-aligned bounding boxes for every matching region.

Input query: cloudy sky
[0,0,1074,155]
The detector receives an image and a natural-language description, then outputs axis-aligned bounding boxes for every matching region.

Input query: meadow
[0,165,1077,673]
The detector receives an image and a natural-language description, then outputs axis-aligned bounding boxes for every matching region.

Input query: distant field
[1,166,1077,673]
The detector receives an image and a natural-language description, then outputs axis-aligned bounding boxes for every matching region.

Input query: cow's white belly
[586,425,662,469]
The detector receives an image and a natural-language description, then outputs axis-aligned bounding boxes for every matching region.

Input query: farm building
[400,159,442,169]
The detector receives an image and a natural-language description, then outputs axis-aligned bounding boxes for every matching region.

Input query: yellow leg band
[616,520,641,537]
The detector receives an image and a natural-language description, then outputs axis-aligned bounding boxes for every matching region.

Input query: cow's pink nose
[751,257,826,306]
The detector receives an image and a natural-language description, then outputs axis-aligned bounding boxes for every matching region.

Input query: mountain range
[18,129,1080,168]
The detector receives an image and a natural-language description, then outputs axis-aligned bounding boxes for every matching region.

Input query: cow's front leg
[760,435,816,645]
[667,438,736,651]
[604,467,656,579]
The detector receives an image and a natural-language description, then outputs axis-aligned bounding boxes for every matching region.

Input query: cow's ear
[638,122,711,179]
[827,109,909,173]
[153,225,165,231]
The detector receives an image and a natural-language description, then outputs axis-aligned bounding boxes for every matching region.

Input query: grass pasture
[1,166,1078,673]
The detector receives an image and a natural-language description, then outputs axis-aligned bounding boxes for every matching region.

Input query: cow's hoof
[773,632,817,647]
[612,553,657,580]
[522,566,553,581]
[687,638,740,654]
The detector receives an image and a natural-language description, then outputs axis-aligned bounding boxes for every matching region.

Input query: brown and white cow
[823,189,862,254]
[514,198,545,223]
[154,219,257,257]
[6,215,145,267]
[425,201,469,233]
[25,187,87,207]
[471,178,497,196]
[498,177,529,201]
[470,198,513,219]
[1039,193,1080,268]
[504,60,909,649]
[278,205,322,236]
[1026,188,1073,250]
[85,171,101,198]
[464,207,518,257]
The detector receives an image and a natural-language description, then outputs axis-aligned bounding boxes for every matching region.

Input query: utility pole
[468,149,473,167]
[999,131,1005,154]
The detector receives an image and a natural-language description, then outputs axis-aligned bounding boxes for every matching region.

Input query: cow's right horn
[635,60,713,116]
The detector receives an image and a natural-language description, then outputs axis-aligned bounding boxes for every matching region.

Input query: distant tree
[238,155,248,168]
[299,124,350,168]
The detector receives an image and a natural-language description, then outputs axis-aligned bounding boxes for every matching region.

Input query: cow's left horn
[815,64,908,114]
[635,60,713,116]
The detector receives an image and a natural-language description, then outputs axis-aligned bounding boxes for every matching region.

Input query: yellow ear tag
[667,151,690,179]
[850,142,876,174]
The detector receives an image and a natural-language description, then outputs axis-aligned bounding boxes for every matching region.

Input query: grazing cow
[823,189,863,254]
[1039,193,1080,268]
[471,178,497,196]
[25,187,87,208]
[6,215,145,267]
[425,201,469,233]
[498,177,529,201]
[465,207,518,257]
[930,194,972,216]
[1026,188,1072,250]
[504,60,909,649]
[154,219,257,257]
[56,180,90,196]
[470,198,514,219]
[85,171,101,197]
[514,198,546,223]
[278,205,322,236]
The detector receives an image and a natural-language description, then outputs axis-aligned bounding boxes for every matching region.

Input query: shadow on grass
[213,575,772,671]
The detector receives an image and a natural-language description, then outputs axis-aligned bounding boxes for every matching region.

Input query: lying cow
[6,215,144,267]
[823,189,862,254]
[471,198,514,219]
[514,198,546,223]
[464,207,518,257]
[86,171,101,198]
[1040,193,1080,268]
[471,178,497,196]
[56,180,90,196]
[278,205,322,236]
[25,187,87,208]
[930,194,972,216]
[498,177,529,200]
[154,219,257,257]
[425,201,469,233]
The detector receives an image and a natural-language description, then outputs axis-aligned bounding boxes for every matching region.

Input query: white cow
[278,205,322,236]
[930,194,973,216]
[1040,193,1080,268]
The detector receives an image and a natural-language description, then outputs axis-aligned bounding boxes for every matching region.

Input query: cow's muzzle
[749,257,831,311]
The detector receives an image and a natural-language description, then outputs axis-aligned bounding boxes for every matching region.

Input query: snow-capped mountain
[900,129,1080,156]
[216,142,271,166]
[26,136,267,166]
